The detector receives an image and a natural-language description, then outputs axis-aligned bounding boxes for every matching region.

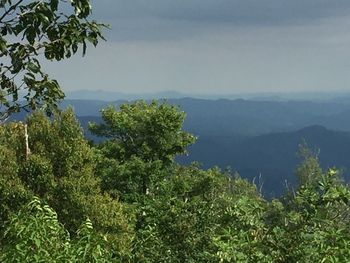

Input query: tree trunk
[24,124,30,160]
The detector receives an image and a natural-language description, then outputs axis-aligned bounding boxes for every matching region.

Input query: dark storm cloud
[93,1,350,25]
[94,0,350,21]
[90,0,350,41]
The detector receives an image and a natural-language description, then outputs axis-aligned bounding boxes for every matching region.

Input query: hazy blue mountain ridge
[58,98,350,136]
[180,125,350,196]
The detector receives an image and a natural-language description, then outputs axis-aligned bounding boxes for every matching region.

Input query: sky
[44,0,350,95]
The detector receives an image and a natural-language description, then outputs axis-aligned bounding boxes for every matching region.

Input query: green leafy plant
[0,197,118,262]
[0,0,106,121]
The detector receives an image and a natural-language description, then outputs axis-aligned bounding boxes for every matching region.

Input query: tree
[296,143,323,187]
[0,144,32,227]
[90,100,196,199]
[0,0,105,121]
[131,164,271,263]
[131,164,224,262]
[90,101,196,165]
[0,109,133,257]
[270,168,350,262]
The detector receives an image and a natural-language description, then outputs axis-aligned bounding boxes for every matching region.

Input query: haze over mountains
[12,90,350,196]
[65,89,350,102]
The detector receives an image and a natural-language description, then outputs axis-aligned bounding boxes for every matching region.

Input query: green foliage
[131,165,266,263]
[0,145,32,228]
[2,101,350,262]
[131,165,224,262]
[0,197,117,262]
[282,168,350,262]
[20,154,56,197]
[89,101,196,164]
[0,109,133,257]
[95,155,166,202]
[296,143,323,187]
[90,101,196,200]
[26,109,93,179]
[1,197,70,262]
[211,175,271,262]
[0,0,106,120]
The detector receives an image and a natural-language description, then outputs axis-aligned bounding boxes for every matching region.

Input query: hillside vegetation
[1,101,350,262]
[30,97,350,196]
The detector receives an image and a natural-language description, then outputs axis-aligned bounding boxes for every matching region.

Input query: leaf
[27,61,40,73]
[24,26,36,45]
[50,0,59,11]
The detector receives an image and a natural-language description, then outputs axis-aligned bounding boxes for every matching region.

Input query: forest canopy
[1,101,350,262]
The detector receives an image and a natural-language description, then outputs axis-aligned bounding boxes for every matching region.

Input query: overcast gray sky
[45,0,350,94]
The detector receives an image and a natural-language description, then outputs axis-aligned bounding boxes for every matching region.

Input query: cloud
[90,0,350,42]
[44,1,350,94]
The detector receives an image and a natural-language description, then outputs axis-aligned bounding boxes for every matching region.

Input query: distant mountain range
[64,89,350,103]
[9,97,350,196]
[180,125,350,197]
[57,97,350,136]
